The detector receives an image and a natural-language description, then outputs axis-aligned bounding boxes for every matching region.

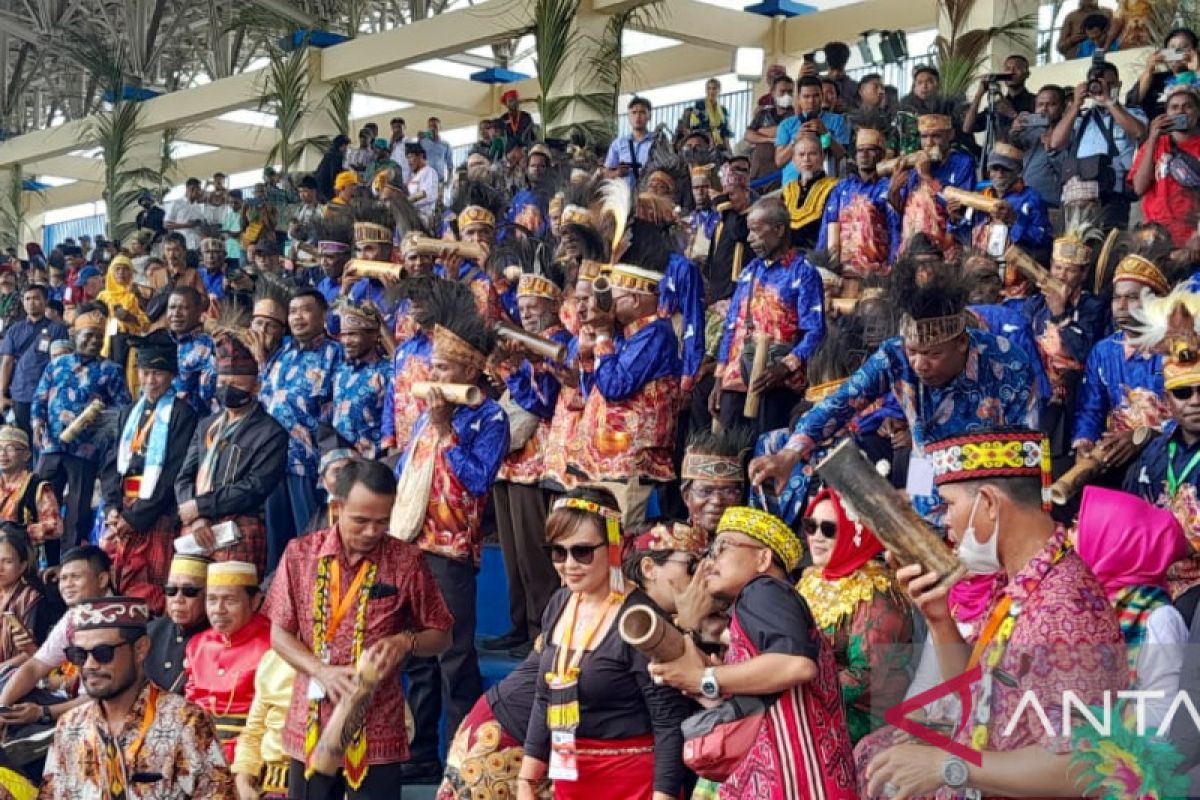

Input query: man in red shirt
[266,459,452,799]
[1131,82,1200,254]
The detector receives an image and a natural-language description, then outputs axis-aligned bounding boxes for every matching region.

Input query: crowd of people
[6,14,1200,799]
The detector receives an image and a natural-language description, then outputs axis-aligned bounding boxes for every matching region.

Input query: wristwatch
[940,755,969,789]
[699,667,721,700]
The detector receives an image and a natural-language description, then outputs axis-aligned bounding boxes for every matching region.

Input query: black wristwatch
[38,705,51,724]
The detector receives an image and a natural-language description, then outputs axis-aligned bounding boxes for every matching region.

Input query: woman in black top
[517,487,690,800]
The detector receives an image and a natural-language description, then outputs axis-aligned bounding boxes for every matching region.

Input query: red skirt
[102,511,177,616]
[553,734,656,800]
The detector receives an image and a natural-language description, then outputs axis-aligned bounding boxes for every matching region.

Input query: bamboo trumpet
[1004,246,1069,297]
[815,439,967,591]
[942,187,1005,216]
[345,259,402,281]
[309,653,383,776]
[494,321,568,362]
[743,332,771,419]
[1051,427,1153,505]
[593,275,613,312]
[619,605,686,662]
[60,399,105,444]
[412,381,483,407]
[401,233,487,263]
[876,152,926,176]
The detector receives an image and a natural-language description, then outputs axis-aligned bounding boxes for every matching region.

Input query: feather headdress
[1106,224,1179,297]
[1053,203,1104,267]
[597,178,633,267]
[1128,284,1200,389]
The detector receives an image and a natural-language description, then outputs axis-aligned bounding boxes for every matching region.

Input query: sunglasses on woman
[64,641,132,667]
[543,542,607,565]
[163,585,203,598]
[1171,386,1199,401]
[801,519,838,539]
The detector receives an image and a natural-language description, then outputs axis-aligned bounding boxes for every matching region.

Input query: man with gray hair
[710,196,825,434]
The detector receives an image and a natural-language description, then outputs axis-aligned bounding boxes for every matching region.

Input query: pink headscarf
[1076,485,1190,597]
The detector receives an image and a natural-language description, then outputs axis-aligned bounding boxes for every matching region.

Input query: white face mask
[955,492,1002,575]
[776,94,793,108]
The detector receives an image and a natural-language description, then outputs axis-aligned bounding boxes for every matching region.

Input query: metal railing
[616,89,756,142]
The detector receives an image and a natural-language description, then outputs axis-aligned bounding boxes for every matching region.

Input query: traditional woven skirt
[552,733,656,800]
[102,508,177,616]
[437,695,549,800]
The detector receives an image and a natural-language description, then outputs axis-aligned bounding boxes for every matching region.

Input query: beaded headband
[680,453,743,484]
[354,222,392,246]
[609,264,661,294]
[318,241,352,255]
[926,430,1052,510]
[716,506,802,572]
[899,312,966,348]
[517,273,561,301]
[917,114,952,134]
[458,206,496,231]
[1114,254,1169,296]
[1052,237,1092,267]
[632,522,707,557]
[73,310,107,332]
[431,324,487,371]
[552,496,625,595]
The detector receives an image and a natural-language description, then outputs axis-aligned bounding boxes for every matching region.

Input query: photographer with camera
[1010,85,1068,208]
[1049,59,1147,228]
[1132,84,1200,254]
[962,55,1036,143]
[1128,28,1199,119]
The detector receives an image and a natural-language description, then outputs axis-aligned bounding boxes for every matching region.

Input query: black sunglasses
[801,519,838,539]
[1171,386,1198,401]
[164,585,203,598]
[64,641,132,666]
[544,542,606,565]
[669,556,700,577]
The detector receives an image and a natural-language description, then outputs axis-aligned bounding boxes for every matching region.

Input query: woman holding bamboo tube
[516,488,691,800]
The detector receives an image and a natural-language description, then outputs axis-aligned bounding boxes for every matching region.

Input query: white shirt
[408,164,439,219]
[1137,604,1188,729]
[166,199,203,250]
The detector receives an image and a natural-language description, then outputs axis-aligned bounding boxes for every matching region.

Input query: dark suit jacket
[101,397,198,532]
[174,403,288,520]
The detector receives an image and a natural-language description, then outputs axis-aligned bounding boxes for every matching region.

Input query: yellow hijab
[97,257,148,336]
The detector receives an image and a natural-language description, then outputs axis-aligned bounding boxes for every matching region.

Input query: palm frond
[934,0,1035,101]
[259,42,313,175]
[531,0,582,130]
[0,166,28,253]
[324,79,358,136]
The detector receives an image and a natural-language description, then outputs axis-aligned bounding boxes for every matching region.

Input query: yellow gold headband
[552,496,625,595]
[716,506,802,572]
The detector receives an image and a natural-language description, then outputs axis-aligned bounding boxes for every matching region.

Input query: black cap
[131,330,178,374]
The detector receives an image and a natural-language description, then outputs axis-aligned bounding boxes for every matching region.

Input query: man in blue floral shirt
[260,288,342,570]
[166,286,216,417]
[749,269,1039,499]
[331,302,391,460]
[32,304,131,551]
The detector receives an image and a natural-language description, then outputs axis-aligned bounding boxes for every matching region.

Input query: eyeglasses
[801,519,839,539]
[703,538,767,560]
[690,484,744,503]
[0,445,27,456]
[64,641,132,667]
[665,556,700,576]
[1171,386,1199,401]
[544,542,607,565]
[164,585,203,598]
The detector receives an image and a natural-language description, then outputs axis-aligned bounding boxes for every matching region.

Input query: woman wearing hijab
[96,254,149,388]
[797,487,912,744]
[1076,485,1190,728]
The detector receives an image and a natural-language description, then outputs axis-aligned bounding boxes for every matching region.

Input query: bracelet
[407,630,418,659]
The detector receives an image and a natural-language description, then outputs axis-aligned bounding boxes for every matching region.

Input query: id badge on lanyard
[547,675,581,781]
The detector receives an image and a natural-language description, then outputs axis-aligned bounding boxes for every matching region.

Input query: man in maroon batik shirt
[265,460,453,799]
